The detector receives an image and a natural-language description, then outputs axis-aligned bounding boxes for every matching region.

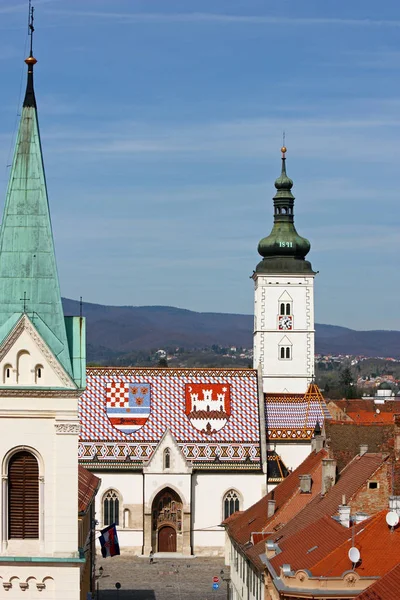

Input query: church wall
[95,472,144,553]
[0,565,80,598]
[192,472,266,556]
[271,442,311,472]
[0,397,79,558]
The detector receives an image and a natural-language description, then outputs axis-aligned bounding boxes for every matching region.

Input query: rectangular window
[368,481,379,489]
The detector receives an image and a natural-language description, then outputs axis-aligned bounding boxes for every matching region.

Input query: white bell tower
[253,147,316,394]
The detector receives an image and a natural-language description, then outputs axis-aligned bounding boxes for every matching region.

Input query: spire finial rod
[28,0,35,57]
[281,132,287,158]
[24,2,37,108]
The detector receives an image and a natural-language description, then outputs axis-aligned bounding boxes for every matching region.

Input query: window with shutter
[8,451,39,539]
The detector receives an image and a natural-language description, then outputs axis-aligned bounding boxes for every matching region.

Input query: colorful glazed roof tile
[267,450,289,483]
[265,383,331,440]
[79,367,261,468]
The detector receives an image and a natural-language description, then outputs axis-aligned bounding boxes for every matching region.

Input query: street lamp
[220,569,231,600]
[95,566,103,599]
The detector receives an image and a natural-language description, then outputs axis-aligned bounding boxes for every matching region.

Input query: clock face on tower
[278,315,293,330]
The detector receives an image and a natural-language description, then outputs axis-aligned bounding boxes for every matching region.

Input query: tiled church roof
[79,367,262,469]
[265,383,331,440]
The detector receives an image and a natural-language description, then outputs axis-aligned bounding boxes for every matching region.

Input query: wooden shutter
[8,451,39,539]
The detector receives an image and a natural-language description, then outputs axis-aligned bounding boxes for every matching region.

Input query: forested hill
[61,299,400,363]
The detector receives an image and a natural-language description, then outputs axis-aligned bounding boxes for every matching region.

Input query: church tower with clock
[253,147,316,393]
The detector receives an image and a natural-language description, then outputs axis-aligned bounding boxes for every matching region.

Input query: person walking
[149,549,154,564]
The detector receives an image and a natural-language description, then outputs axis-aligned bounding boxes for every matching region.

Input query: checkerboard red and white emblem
[106,381,151,434]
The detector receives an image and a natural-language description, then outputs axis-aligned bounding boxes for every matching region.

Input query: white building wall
[0,394,81,597]
[94,472,144,553]
[253,274,315,394]
[193,472,266,556]
[0,565,80,598]
[272,442,312,472]
[226,537,264,600]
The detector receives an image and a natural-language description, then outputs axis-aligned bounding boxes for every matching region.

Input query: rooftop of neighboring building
[224,448,328,549]
[246,452,389,572]
[354,561,400,600]
[78,466,101,515]
[311,510,400,578]
[327,399,400,424]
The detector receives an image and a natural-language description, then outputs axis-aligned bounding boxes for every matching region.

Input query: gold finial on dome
[281,146,287,156]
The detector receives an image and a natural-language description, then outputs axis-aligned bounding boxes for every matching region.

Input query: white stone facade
[0,322,81,598]
[253,274,315,394]
[93,434,266,556]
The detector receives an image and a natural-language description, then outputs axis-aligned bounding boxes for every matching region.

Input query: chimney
[267,499,276,518]
[299,474,312,494]
[338,497,351,528]
[359,444,368,456]
[354,512,369,524]
[389,496,400,516]
[321,458,337,495]
[266,539,278,559]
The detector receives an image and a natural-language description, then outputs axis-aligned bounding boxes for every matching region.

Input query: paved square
[96,556,230,600]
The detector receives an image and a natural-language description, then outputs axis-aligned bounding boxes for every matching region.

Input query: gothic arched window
[223,489,240,520]
[103,489,120,526]
[286,303,291,315]
[8,451,39,539]
[164,448,171,470]
[280,303,285,316]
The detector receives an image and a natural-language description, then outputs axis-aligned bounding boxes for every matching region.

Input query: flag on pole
[99,523,120,558]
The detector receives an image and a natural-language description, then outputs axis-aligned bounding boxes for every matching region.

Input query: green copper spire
[0,42,73,379]
[255,147,314,274]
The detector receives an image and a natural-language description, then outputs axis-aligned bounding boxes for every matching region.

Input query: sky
[1,0,400,330]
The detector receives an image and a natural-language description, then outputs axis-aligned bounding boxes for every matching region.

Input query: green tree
[340,366,354,399]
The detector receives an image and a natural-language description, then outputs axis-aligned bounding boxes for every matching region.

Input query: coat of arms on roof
[185,383,231,434]
[106,381,151,434]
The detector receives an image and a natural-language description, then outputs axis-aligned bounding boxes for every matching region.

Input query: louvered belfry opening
[8,451,39,539]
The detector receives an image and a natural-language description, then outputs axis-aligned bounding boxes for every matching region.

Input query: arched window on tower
[164,448,171,470]
[3,364,12,383]
[286,303,291,315]
[8,451,39,539]
[280,347,285,359]
[223,490,241,520]
[103,490,120,526]
[35,364,43,384]
[280,303,285,316]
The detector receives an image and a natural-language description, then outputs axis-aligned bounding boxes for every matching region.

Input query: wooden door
[158,526,176,552]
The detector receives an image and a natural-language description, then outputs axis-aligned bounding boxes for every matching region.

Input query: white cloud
[44,10,400,28]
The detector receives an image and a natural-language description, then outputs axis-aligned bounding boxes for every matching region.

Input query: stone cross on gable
[20,291,30,313]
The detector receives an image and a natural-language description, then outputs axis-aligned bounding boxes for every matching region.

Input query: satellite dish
[348,547,360,564]
[386,511,399,528]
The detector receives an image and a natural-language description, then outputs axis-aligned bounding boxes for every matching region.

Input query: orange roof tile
[270,514,361,574]
[312,511,400,578]
[78,466,101,514]
[263,453,388,547]
[354,561,400,600]
[224,449,327,547]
